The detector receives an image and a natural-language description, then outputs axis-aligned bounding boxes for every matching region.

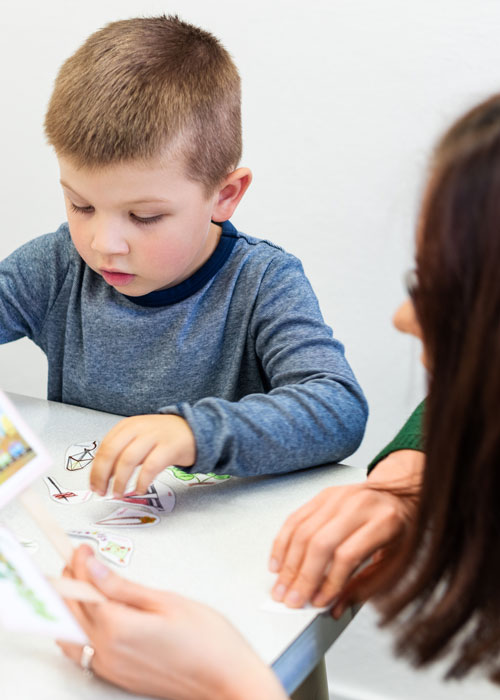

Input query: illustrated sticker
[106,481,175,513]
[65,441,98,472]
[166,466,231,486]
[95,506,160,528]
[44,476,93,505]
[68,529,133,567]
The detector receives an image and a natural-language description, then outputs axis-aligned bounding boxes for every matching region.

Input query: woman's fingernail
[272,583,287,601]
[269,558,279,573]
[86,556,109,581]
[332,604,344,619]
[284,590,303,607]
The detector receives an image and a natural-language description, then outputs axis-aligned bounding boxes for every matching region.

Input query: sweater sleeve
[161,255,369,476]
[367,400,426,475]
[0,229,72,346]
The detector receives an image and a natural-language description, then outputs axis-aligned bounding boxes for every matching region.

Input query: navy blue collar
[124,219,238,307]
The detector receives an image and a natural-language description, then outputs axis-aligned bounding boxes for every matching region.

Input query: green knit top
[367,400,425,474]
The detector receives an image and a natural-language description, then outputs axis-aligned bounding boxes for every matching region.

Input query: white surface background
[2,1,500,697]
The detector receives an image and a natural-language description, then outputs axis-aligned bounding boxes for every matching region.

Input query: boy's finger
[90,430,135,494]
[134,447,172,494]
[111,438,157,496]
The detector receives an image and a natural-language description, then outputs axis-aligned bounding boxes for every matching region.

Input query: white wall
[1,0,499,470]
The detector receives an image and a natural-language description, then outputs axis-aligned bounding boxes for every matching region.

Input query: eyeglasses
[404,268,419,300]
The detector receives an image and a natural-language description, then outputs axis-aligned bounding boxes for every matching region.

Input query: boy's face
[58,155,221,296]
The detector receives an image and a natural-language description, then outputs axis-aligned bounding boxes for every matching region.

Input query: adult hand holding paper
[0,389,104,646]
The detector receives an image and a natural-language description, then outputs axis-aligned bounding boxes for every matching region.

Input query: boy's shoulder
[222,220,301,269]
[14,222,76,259]
[5,222,80,274]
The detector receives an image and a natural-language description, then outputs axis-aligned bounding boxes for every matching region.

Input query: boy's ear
[211,168,252,222]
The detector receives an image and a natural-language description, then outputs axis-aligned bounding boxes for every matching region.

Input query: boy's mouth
[100,269,135,287]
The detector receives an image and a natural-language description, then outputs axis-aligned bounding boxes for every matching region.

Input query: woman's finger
[56,640,84,665]
[312,514,403,607]
[269,486,351,575]
[268,499,319,573]
[271,506,340,602]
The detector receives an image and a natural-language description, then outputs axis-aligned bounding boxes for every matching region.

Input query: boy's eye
[70,203,94,214]
[131,213,163,226]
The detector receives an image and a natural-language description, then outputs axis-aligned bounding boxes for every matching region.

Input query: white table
[1,393,365,699]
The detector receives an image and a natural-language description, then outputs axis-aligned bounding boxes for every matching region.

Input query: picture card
[0,391,51,508]
[0,526,86,642]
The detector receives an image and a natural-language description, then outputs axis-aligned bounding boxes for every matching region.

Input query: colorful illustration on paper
[0,550,55,620]
[167,466,231,486]
[108,481,175,513]
[0,413,35,485]
[65,441,98,471]
[0,526,86,643]
[68,529,133,567]
[44,476,93,504]
[95,506,160,528]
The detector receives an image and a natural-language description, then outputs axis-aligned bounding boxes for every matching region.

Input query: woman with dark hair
[273,92,500,682]
[58,93,500,696]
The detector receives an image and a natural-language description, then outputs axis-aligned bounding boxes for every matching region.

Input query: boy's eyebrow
[59,180,172,205]
[59,180,82,197]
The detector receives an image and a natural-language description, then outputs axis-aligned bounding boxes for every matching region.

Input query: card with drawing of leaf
[0,526,86,642]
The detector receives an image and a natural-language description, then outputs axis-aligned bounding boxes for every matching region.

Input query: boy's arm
[0,229,71,344]
[161,255,368,476]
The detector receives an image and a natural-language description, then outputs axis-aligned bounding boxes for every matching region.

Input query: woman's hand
[269,450,424,612]
[58,546,288,700]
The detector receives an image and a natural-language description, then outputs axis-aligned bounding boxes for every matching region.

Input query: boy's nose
[90,222,129,256]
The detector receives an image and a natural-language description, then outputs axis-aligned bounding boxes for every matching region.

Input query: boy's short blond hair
[45,15,242,191]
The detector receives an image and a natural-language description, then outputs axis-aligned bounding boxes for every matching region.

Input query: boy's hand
[268,450,423,610]
[90,415,196,497]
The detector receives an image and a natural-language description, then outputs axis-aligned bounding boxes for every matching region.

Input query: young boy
[0,16,367,496]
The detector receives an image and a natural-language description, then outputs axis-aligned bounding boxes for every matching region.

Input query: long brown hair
[379,94,500,680]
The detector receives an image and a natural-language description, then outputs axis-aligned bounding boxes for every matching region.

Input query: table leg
[290,657,329,700]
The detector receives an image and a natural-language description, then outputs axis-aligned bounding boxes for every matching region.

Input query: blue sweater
[0,220,368,476]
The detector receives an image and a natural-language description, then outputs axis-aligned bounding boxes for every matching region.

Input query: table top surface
[1,393,365,699]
